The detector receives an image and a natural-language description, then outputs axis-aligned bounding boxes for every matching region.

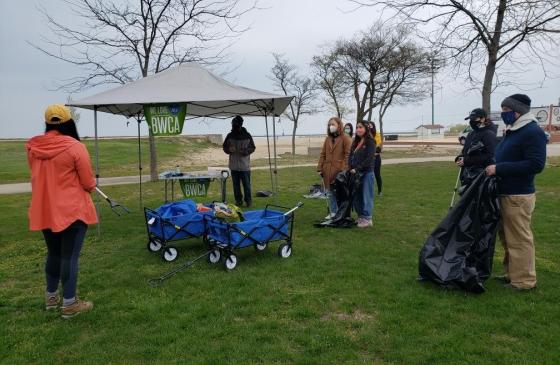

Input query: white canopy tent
[69,63,293,211]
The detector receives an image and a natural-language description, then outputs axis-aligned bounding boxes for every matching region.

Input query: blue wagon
[144,199,213,262]
[205,203,303,270]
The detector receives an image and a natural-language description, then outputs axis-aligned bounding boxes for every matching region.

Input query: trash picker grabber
[147,250,212,287]
[449,169,461,210]
[283,202,304,216]
[95,187,130,216]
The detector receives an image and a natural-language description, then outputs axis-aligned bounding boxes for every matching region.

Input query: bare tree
[376,46,442,136]
[270,53,317,158]
[353,0,560,112]
[314,23,433,134]
[32,0,257,181]
[311,53,352,119]
[66,95,81,124]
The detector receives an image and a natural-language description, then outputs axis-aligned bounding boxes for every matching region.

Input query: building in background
[416,124,445,139]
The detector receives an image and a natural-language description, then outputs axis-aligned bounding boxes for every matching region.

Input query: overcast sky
[1,0,559,139]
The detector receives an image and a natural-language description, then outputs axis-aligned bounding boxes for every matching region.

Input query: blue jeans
[231,170,252,205]
[353,171,374,219]
[326,189,338,215]
[42,220,88,300]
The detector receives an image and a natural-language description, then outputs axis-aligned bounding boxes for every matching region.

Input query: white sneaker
[324,213,335,220]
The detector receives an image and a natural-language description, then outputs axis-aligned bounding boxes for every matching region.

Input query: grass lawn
[1,162,559,364]
[0,137,214,184]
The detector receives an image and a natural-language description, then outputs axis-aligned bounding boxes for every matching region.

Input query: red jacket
[26,130,97,232]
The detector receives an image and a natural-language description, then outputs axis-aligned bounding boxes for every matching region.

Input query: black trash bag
[418,172,500,293]
[314,171,359,228]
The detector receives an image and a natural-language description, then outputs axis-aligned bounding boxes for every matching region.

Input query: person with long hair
[27,104,97,318]
[348,121,376,228]
[317,117,352,219]
[367,121,383,196]
[343,122,354,138]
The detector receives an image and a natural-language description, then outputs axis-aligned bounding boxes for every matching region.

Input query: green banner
[179,178,211,198]
[143,103,187,136]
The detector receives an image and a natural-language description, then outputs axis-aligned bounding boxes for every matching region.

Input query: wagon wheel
[161,246,179,262]
[223,253,238,271]
[147,239,163,253]
[277,242,292,259]
[254,242,267,252]
[208,248,221,264]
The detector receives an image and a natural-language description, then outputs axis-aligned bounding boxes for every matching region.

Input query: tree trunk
[482,52,498,113]
[482,0,506,113]
[291,120,297,164]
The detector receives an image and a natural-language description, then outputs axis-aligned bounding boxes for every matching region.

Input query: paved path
[4,145,560,195]
[0,156,454,195]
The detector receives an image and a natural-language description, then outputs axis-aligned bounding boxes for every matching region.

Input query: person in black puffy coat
[455,108,498,188]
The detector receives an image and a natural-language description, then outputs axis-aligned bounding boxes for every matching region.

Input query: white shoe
[324,213,335,220]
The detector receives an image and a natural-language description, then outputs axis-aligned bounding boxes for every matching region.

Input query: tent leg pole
[272,109,279,205]
[137,117,143,209]
[94,106,100,236]
[264,114,274,193]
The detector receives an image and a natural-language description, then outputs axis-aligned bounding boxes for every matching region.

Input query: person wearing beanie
[485,94,547,291]
[222,115,256,207]
[27,104,97,318]
[455,108,498,189]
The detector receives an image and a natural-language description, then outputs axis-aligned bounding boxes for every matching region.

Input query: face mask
[329,125,338,134]
[501,111,517,125]
[469,118,480,129]
[344,128,351,134]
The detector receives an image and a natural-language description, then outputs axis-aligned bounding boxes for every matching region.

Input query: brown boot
[61,298,93,319]
[45,293,59,311]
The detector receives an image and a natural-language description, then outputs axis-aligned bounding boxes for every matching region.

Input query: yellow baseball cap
[44,104,72,124]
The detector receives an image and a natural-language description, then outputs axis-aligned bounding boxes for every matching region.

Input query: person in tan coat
[317,117,352,219]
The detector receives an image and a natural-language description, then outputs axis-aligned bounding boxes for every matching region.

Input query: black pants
[231,170,252,205]
[42,220,88,299]
[374,154,382,194]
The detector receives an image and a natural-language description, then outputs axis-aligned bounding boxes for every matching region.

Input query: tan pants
[498,194,537,289]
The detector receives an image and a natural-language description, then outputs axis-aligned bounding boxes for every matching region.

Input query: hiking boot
[503,283,536,292]
[45,293,59,311]
[61,298,93,319]
[494,275,510,284]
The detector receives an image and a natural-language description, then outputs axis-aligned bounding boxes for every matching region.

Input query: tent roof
[69,63,293,118]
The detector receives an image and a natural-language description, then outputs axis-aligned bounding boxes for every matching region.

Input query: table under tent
[69,63,293,228]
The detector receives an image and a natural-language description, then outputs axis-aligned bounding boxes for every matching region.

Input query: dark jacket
[457,122,499,168]
[223,127,256,171]
[348,138,376,173]
[495,115,547,195]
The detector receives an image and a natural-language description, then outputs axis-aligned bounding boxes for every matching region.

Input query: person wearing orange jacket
[27,104,97,319]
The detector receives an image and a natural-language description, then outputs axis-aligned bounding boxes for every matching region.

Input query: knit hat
[44,104,72,124]
[501,94,531,115]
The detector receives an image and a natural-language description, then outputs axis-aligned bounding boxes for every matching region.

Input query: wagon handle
[283,202,304,216]
[148,249,212,287]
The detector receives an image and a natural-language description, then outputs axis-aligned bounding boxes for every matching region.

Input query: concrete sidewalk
[0,156,454,195]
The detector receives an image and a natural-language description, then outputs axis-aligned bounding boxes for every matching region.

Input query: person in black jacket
[348,121,376,228]
[222,116,256,207]
[455,108,498,189]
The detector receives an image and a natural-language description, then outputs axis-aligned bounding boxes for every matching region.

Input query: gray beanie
[501,94,531,115]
